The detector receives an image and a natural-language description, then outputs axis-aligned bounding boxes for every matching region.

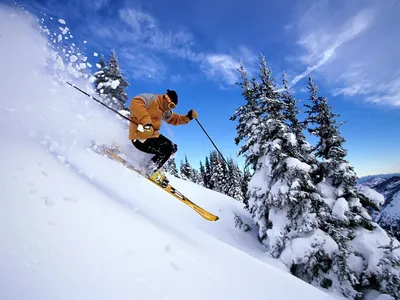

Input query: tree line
[163,151,251,203]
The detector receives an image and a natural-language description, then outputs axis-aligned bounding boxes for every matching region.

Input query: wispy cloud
[118,9,199,61]
[291,8,376,85]
[202,54,240,85]
[289,0,400,107]
[85,0,109,11]
[17,0,258,86]
[85,7,258,86]
[120,50,166,82]
[202,46,258,86]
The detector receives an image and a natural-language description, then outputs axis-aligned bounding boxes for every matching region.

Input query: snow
[347,253,364,277]
[286,132,297,146]
[316,181,337,208]
[378,190,400,225]
[110,79,120,89]
[59,26,68,35]
[285,157,311,172]
[0,5,357,300]
[280,229,338,266]
[266,208,290,250]
[54,55,64,70]
[332,197,349,220]
[58,18,66,24]
[358,185,385,207]
[365,290,395,300]
[350,227,400,275]
[94,52,98,57]
[69,55,78,63]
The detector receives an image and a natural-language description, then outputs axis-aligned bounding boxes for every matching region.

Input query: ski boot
[150,169,170,188]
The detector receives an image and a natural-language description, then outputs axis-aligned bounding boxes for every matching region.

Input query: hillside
[0,5,341,300]
[361,175,400,238]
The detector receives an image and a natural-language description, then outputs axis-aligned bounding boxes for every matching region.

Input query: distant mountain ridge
[359,173,400,239]
[358,172,400,184]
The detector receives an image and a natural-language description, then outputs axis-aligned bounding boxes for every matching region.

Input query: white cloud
[291,8,376,85]
[290,0,400,107]
[120,50,166,82]
[87,7,257,86]
[202,54,240,85]
[200,46,259,86]
[118,8,199,61]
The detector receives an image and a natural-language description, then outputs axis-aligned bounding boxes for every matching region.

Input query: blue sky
[6,0,400,176]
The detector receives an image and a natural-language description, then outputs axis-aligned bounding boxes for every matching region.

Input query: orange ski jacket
[128,93,190,140]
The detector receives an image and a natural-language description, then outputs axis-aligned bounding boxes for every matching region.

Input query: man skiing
[128,89,198,187]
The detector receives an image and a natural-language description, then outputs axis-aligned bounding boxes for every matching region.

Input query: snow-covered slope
[361,175,400,238]
[0,5,339,300]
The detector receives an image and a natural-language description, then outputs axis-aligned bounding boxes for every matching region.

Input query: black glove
[187,109,198,120]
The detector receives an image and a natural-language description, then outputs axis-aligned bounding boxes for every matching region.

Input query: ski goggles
[164,94,176,110]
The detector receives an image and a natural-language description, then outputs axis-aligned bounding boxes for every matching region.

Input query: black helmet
[166,89,178,106]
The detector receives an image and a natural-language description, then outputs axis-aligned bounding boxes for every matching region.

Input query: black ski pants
[132,134,177,171]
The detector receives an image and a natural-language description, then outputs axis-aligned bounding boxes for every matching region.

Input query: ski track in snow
[0,4,342,300]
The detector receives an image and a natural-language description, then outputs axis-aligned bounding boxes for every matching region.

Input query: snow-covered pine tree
[180,156,194,181]
[101,49,129,110]
[225,158,244,201]
[232,55,319,261]
[92,54,108,96]
[199,161,208,187]
[163,158,180,178]
[304,74,400,299]
[230,61,263,171]
[209,150,228,193]
[204,156,213,190]
[281,72,305,140]
[280,72,316,164]
[191,168,204,186]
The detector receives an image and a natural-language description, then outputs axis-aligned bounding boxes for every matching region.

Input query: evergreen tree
[199,161,208,187]
[209,151,228,193]
[204,156,213,190]
[281,72,303,138]
[92,54,108,96]
[191,168,204,186]
[102,49,129,110]
[230,61,263,171]
[225,158,244,201]
[92,50,129,110]
[232,55,319,260]
[164,158,180,178]
[301,74,400,299]
[180,156,194,181]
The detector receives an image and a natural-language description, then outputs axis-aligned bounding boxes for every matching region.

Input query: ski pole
[194,118,229,167]
[66,81,134,124]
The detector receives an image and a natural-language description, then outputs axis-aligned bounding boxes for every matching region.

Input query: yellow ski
[102,148,219,222]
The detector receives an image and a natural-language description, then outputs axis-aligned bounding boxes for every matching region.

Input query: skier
[128,89,198,187]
